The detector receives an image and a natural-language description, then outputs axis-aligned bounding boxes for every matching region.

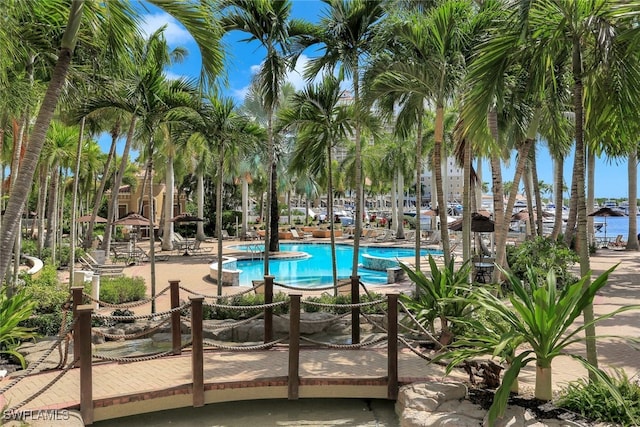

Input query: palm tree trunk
[69,117,85,287]
[572,36,597,372]
[415,113,423,270]
[587,147,596,245]
[530,153,544,236]
[147,153,157,314]
[217,142,224,296]
[84,128,118,249]
[103,116,137,257]
[434,105,450,263]
[627,149,638,250]
[396,172,405,239]
[263,112,273,275]
[196,173,206,241]
[0,0,85,286]
[327,146,338,296]
[351,68,363,279]
[162,154,175,251]
[551,155,564,240]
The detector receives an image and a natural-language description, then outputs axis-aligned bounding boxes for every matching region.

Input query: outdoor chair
[608,234,625,248]
[189,239,213,255]
[78,254,125,276]
[220,230,233,240]
[290,229,308,240]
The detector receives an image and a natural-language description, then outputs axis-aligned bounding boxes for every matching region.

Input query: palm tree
[220,0,309,275]
[280,75,353,294]
[178,94,262,295]
[0,0,223,287]
[303,0,385,279]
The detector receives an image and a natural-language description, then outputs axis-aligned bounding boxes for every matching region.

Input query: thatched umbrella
[588,207,625,242]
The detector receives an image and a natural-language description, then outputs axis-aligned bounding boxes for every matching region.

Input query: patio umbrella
[76,214,108,223]
[114,213,150,226]
[448,212,495,232]
[170,213,204,223]
[588,207,625,242]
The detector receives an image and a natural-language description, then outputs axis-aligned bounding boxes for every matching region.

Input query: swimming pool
[230,243,441,288]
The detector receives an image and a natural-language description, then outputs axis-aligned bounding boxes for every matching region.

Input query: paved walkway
[2,241,639,424]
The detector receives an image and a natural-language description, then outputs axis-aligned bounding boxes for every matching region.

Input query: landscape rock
[397,382,590,427]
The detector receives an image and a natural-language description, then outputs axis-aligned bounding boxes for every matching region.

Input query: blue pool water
[231,243,441,288]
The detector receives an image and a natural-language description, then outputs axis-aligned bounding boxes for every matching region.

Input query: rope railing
[397,300,442,349]
[92,340,193,363]
[92,316,173,340]
[273,281,349,292]
[207,312,264,332]
[299,335,387,349]
[202,337,287,351]
[0,317,77,395]
[203,300,289,311]
[4,357,79,413]
[275,311,351,324]
[179,284,255,300]
[302,298,385,310]
[91,302,190,322]
[81,285,171,309]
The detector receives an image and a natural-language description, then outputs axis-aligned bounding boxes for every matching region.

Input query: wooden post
[169,280,181,355]
[387,294,398,400]
[77,304,94,425]
[190,296,204,407]
[71,286,84,368]
[288,294,301,400]
[351,275,360,344]
[264,275,274,343]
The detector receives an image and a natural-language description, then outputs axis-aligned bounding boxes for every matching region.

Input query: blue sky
[117,0,631,199]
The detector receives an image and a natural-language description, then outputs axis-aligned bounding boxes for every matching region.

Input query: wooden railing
[70,281,399,425]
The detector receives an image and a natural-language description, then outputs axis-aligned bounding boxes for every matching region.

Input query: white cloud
[232,54,325,102]
[163,70,185,81]
[140,13,194,45]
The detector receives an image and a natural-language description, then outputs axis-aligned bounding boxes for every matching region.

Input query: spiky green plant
[470,265,639,425]
[0,288,38,368]
[399,255,474,343]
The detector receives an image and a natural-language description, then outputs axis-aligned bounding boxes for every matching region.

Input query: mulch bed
[467,386,599,426]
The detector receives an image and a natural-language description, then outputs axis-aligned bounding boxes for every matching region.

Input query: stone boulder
[396,382,586,427]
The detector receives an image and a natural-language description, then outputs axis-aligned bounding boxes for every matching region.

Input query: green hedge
[86,276,146,304]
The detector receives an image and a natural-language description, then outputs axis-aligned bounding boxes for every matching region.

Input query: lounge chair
[375,229,395,242]
[189,239,213,255]
[290,229,308,240]
[78,254,125,276]
[608,234,625,248]
[220,230,233,240]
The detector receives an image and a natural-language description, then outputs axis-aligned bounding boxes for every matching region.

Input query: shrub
[91,276,146,304]
[558,370,640,426]
[204,292,289,320]
[506,236,579,288]
[303,292,386,315]
[20,264,69,315]
[21,312,68,337]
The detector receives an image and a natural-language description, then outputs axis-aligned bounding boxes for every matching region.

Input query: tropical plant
[558,369,640,426]
[0,0,223,288]
[506,236,579,289]
[0,288,38,368]
[220,0,310,271]
[399,255,474,345]
[463,265,638,425]
[280,75,353,294]
[302,0,386,280]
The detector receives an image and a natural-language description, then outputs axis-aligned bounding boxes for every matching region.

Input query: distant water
[93,398,399,427]
[593,216,632,241]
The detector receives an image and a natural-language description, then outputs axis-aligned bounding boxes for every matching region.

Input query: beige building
[107,175,186,235]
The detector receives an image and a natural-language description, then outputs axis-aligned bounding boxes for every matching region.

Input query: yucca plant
[399,255,474,345]
[472,265,639,425]
[0,288,38,368]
